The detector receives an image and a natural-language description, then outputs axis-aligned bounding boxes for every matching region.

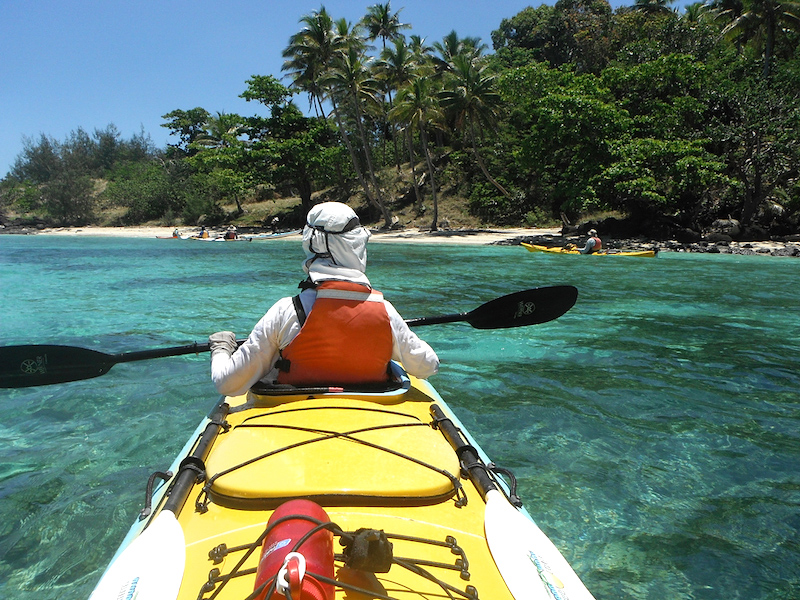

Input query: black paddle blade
[0,345,114,388]
[464,285,578,329]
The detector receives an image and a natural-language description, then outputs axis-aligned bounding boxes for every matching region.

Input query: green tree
[361,2,410,51]
[105,161,182,224]
[408,34,434,65]
[593,137,732,228]
[161,108,212,157]
[609,8,715,64]
[498,64,632,216]
[491,1,613,73]
[601,54,713,140]
[440,54,512,200]
[390,77,446,229]
[719,0,800,78]
[40,172,95,225]
[241,75,342,213]
[634,0,678,14]
[192,112,246,150]
[282,7,341,117]
[707,77,800,225]
[376,36,418,169]
[324,37,393,225]
[10,134,60,183]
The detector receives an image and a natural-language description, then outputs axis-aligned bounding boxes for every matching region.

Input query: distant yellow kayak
[521,242,658,257]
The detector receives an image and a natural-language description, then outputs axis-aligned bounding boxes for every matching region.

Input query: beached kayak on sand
[188,230,302,242]
[247,230,302,240]
[521,242,658,257]
[88,367,596,600]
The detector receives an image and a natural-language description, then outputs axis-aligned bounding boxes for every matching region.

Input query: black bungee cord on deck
[200,514,480,600]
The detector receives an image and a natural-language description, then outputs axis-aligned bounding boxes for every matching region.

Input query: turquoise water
[1,236,798,599]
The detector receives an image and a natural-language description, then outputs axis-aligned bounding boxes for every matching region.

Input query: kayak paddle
[0,341,216,389]
[404,285,577,329]
[0,285,577,388]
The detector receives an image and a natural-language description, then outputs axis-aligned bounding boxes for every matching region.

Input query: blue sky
[1,0,688,178]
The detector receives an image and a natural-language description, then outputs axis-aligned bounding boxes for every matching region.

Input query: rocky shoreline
[500,232,800,257]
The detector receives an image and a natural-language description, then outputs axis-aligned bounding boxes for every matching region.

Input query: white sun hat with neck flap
[302,202,371,286]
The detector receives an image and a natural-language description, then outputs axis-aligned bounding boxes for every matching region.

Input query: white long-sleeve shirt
[211,288,439,396]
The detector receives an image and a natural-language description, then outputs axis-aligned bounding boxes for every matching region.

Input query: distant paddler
[566,228,602,254]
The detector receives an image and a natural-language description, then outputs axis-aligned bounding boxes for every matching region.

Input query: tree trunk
[350,93,393,227]
[740,130,763,226]
[469,121,513,200]
[763,16,775,79]
[298,175,313,214]
[420,126,438,231]
[405,128,423,210]
[331,100,377,209]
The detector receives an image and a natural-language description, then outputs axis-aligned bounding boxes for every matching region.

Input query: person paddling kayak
[208,202,439,395]
[578,229,602,254]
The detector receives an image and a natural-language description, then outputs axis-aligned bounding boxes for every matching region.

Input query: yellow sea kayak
[521,242,657,257]
[89,366,596,600]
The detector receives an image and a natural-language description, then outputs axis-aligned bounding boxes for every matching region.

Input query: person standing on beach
[208,202,439,395]
[579,229,602,254]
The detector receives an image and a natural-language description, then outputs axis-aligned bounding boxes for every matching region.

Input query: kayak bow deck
[90,369,595,600]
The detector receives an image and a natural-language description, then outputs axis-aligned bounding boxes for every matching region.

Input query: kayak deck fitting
[90,368,595,600]
[521,242,658,257]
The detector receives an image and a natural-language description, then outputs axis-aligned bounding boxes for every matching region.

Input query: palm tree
[408,35,434,66]
[193,112,244,149]
[282,8,340,118]
[719,0,800,78]
[325,37,393,226]
[362,4,410,169]
[390,77,446,230]
[633,0,678,13]
[439,54,512,200]
[682,1,707,22]
[361,2,410,51]
[432,30,487,75]
[706,0,748,52]
[376,37,417,169]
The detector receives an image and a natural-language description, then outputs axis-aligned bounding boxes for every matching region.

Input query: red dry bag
[253,499,334,600]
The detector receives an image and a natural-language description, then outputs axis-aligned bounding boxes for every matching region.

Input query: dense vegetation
[2,0,799,239]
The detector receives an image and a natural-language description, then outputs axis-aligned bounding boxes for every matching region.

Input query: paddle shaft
[0,286,577,388]
[113,342,210,363]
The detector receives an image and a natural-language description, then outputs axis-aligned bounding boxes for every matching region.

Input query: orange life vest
[589,236,602,252]
[276,281,393,386]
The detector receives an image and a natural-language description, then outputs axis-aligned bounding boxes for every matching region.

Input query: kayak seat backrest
[247,361,413,406]
[205,402,461,509]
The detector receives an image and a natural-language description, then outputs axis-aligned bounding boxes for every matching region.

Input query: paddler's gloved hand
[209,331,237,358]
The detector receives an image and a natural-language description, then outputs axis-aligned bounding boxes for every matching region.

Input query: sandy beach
[6,224,799,255]
[26,225,560,245]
